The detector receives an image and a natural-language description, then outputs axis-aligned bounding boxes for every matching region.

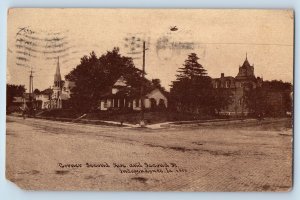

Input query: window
[215,82,219,88]
[239,99,243,106]
[226,81,230,88]
[104,99,107,108]
[135,99,140,107]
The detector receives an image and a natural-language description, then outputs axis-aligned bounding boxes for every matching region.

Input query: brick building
[212,55,263,116]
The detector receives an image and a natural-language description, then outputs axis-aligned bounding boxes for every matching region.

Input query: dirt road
[6,116,293,191]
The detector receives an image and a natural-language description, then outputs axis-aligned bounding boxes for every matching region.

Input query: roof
[65,81,75,88]
[241,56,251,68]
[12,93,33,102]
[12,97,24,103]
[113,76,127,87]
[41,88,53,95]
[212,76,235,81]
[54,57,62,82]
[100,87,168,99]
[145,88,168,98]
[99,75,169,99]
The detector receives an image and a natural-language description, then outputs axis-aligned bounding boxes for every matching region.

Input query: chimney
[221,73,224,78]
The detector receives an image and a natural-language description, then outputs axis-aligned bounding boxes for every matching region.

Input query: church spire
[54,56,62,87]
[242,52,250,67]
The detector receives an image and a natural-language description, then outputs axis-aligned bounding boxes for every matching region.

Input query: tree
[33,89,41,95]
[170,53,214,114]
[6,84,25,108]
[244,80,292,117]
[151,79,166,92]
[65,48,145,113]
[176,53,207,80]
[213,88,234,115]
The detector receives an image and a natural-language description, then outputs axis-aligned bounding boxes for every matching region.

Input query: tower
[52,57,62,109]
[236,53,255,78]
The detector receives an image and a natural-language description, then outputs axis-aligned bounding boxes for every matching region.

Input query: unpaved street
[6,116,292,191]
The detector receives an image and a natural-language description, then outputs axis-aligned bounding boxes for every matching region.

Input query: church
[212,55,263,116]
[51,57,74,109]
[35,57,74,109]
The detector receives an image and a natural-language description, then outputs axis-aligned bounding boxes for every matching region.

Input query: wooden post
[140,41,146,127]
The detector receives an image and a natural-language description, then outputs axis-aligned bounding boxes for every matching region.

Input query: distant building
[99,76,168,111]
[35,88,52,109]
[212,55,263,116]
[52,57,63,109]
[35,58,74,110]
[12,93,31,109]
[11,93,36,112]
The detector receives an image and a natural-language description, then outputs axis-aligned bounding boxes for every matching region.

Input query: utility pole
[123,36,147,127]
[29,68,34,101]
[57,56,61,109]
[28,68,34,116]
[140,41,146,127]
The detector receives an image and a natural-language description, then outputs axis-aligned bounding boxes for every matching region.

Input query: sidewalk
[146,118,285,129]
[8,113,288,130]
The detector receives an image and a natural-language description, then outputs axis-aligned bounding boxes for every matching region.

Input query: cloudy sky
[7,9,294,91]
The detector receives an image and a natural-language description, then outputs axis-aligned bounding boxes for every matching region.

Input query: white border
[0,1,298,199]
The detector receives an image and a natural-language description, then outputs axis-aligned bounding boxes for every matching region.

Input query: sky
[7,9,294,91]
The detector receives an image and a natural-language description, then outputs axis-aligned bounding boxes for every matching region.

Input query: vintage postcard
[6,8,294,191]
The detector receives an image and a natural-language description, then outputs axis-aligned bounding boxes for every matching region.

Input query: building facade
[212,55,263,116]
[99,76,168,111]
[35,89,52,109]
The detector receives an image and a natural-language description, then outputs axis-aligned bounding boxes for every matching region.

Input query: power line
[186,42,293,47]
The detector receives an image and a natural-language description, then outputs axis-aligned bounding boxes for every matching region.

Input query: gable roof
[113,76,128,87]
[145,88,168,99]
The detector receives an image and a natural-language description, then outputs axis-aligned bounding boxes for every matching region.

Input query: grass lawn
[38,109,226,125]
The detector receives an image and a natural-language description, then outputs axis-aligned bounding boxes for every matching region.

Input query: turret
[236,53,255,78]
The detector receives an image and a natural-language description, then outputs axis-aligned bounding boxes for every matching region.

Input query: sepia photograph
[6,8,294,191]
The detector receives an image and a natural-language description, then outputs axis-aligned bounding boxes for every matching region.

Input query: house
[99,76,168,111]
[35,88,52,109]
[212,55,263,116]
[12,96,28,108]
[11,93,35,111]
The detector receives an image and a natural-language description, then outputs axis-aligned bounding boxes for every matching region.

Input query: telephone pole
[140,41,146,127]
[29,68,34,101]
[28,68,35,116]
[123,36,148,127]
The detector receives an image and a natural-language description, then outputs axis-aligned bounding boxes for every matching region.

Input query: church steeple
[242,52,250,68]
[52,57,63,109]
[236,53,255,78]
[54,57,62,87]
